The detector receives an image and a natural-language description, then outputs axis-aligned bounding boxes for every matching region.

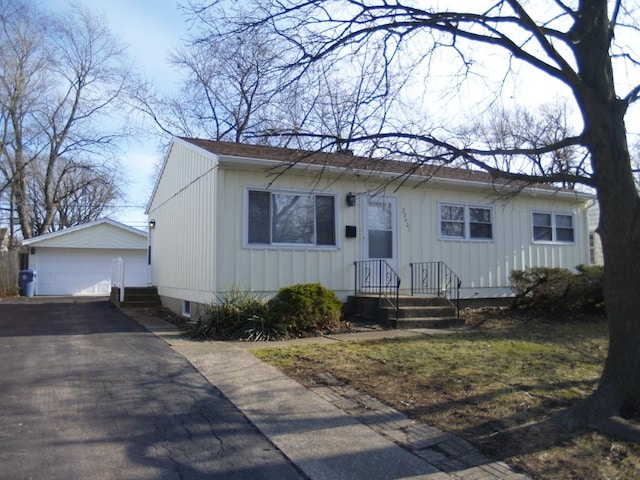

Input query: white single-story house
[22,218,148,296]
[146,137,593,317]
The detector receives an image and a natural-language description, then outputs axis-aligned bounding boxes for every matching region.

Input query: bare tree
[142,4,410,152]
[136,20,287,143]
[0,0,131,239]
[278,50,411,155]
[471,101,586,189]
[25,157,121,233]
[195,0,640,439]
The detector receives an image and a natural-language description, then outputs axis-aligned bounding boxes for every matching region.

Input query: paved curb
[310,373,528,480]
[125,309,530,480]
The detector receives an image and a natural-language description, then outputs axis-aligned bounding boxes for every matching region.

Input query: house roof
[178,137,592,197]
[147,137,592,212]
[22,218,147,249]
[180,137,508,183]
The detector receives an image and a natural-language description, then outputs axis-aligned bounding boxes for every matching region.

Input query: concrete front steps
[110,286,161,308]
[346,294,463,329]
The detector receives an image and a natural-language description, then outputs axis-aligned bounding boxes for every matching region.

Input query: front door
[364,195,397,267]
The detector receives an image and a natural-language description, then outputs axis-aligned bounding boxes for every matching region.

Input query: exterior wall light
[148,219,156,229]
[346,192,356,207]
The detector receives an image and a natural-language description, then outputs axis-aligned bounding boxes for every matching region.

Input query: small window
[440,205,465,238]
[247,189,337,247]
[555,214,574,242]
[182,300,191,318]
[440,204,493,241]
[533,213,553,241]
[533,211,574,243]
[469,207,493,239]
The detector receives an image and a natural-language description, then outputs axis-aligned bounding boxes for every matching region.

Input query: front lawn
[254,313,640,479]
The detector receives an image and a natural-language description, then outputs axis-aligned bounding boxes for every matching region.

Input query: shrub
[185,287,290,341]
[184,283,344,340]
[510,266,604,314]
[574,264,605,310]
[268,283,343,334]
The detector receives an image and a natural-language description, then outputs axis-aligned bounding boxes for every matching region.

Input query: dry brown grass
[254,311,640,479]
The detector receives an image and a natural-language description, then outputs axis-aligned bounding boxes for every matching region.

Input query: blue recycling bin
[19,269,36,297]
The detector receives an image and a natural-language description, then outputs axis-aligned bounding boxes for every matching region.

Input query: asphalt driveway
[0,298,304,480]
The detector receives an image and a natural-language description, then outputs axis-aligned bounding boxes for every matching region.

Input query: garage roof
[22,218,147,250]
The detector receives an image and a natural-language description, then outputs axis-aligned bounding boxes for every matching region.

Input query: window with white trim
[247,189,336,246]
[440,203,493,240]
[532,212,574,243]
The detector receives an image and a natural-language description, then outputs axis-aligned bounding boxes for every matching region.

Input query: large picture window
[533,212,574,243]
[440,203,493,241]
[247,189,336,246]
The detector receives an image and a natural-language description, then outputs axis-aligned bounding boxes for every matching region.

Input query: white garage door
[34,248,147,296]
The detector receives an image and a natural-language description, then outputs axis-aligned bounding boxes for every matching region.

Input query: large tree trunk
[12,156,33,240]
[592,120,640,422]
[588,141,640,439]
[572,0,640,437]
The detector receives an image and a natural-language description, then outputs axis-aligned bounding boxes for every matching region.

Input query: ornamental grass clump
[184,283,344,341]
[185,287,290,341]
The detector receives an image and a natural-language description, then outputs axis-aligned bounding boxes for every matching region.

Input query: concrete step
[353,294,452,307]
[395,295,453,307]
[112,286,161,308]
[120,299,161,308]
[124,286,158,293]
[124,295,159,301]
[379,305,456,320]
[346,293,460,329]
[393,317,464,329]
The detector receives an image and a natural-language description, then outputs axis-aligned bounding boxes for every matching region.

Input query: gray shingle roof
[179,137,584,195]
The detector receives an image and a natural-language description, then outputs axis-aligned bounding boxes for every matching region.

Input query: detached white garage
[22,218,148,296]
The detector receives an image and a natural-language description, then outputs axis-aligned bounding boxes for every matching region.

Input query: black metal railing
[409,261,461,317]
[353,260,401,319]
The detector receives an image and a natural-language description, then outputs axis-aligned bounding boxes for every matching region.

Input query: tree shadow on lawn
[334,317,633,478]
[389,367,639,479]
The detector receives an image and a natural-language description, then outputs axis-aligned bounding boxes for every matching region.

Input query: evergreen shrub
[268,283,343,334]
[510,265,604,314]
[185,283,345,340]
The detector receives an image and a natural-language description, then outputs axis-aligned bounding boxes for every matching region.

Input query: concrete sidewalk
[126,309,529,480]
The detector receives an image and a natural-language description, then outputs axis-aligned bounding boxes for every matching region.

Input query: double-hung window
[247,189,336,247]
[532,212,574,243]
[440,203,493,241]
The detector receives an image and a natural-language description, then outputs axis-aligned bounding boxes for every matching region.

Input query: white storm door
[364,196,397,267]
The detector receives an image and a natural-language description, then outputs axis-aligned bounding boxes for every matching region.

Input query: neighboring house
[147,137,593,316]
[22,218,148,296]
[587,202,604,265]
[0,227,8,252]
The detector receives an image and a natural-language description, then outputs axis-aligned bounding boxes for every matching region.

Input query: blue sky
[46,0,191,230]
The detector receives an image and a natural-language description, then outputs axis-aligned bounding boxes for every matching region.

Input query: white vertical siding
[586,203,604,265]
[149,142,591,302]
[395,186,589,297]
[215,167,360,298]
[147,141,218,303]
[212,166,589,299]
